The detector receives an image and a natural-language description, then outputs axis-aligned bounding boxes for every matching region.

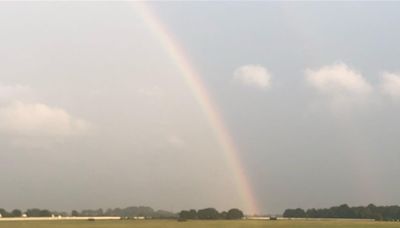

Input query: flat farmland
[0,220,399,228]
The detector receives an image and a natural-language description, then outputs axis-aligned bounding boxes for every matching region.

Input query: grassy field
[0,220,399,228]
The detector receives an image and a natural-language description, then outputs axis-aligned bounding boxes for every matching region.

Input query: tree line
[0,206,176,218]
[0,206,244,220]
[283,204,400,221]
[0,208,61,217]
[75,206,176,218]
[178,208,244,220]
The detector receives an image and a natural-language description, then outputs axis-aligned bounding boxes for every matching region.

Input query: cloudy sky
[1,2,400,214]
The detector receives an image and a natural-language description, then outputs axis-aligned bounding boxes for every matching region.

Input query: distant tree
[101,206,168,218]
[179,209,198,220]
[197,208,219,220]
[219,211,228,219]
[283,208,306,218]
[0,208,10,217]
[11,209,22,217]
[179,208,244,220]
[71,210,79,217]
[226,208,244,219]
[154,210,177,219]
[96,208,104,216]
[26,209,41,217]
[383,206,399,221]
[188,209,197,219]
[306,208,318,218]
[336,204,355,218]
[179,210,190,220]
[284,204,400,221]
[25,209,52,217]
[39,210,52,217]
[80,208,104,217]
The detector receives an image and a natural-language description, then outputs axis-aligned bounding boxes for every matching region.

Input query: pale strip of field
[0,219,398,228]
[246,217,375,221]
[0,217,121,221]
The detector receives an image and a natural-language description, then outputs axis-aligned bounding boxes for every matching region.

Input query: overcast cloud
[1,2,400,214]
[380,72,400,99]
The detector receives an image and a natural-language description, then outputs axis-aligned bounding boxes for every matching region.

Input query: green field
[0,220,399,228]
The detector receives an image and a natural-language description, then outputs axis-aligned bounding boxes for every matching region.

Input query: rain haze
[1,1,400,215]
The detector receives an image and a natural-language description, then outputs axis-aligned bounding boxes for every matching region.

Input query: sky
[1,1,400,214]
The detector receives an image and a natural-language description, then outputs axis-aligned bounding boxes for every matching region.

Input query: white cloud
[233,64,271,89]
[305,63,372,96]
[0,81,90,138]
[305,63,375,113]
[380,72,400,99]
[0,101,89,136]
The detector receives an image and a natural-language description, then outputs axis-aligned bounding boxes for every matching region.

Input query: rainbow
[135,3,259,215]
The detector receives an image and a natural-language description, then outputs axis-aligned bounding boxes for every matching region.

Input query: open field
[0,220,399,228]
